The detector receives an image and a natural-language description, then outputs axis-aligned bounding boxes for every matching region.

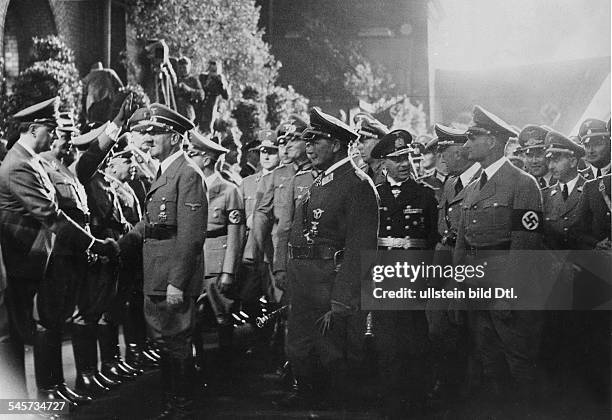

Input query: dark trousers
[144,295,196,359]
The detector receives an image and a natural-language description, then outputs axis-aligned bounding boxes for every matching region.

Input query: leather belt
[144,224,177,240]
[465,241,511,256]
[207,227,228,238]
[288,244,343,261]
[377,237,427,249]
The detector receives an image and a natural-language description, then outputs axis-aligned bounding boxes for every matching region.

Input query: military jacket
[240,171,272,262]
[436,168,481,249]
[85,170,128,239]
[542,175,586,250]
[108,175,142,226]
[574,174,611,248]
[377,178,439,250]
[288,158,379,307]
[204,172,245,276]
[135,153,207,296]
[40,156,89,225]
[454,160,543,261]
[274,168,318,273]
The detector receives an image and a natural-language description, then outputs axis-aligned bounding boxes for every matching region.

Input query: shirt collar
[323,156,351,176]
[591,162,611,177]
[482,156,508,180]
[17,139,37,158]
[386,175,406,187]
[559,174,580,196]
[459,163,481,187]
[160,150,184,175]
[204,171,221,190]
[261,168,272,176]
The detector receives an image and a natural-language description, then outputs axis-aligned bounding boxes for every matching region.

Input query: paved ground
[22,334,611,420]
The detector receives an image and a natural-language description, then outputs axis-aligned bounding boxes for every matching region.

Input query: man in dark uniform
[420,137,446,199]
[278,108,379,408]
[370,129,439,417]
[454,106,544,405]
[240,138,261,178]
[578,118,610,180]
[73,121,138,396]
[120,104,207,418]
[427,123,480,407]
[518,125,555,188]
[0,98,119,398]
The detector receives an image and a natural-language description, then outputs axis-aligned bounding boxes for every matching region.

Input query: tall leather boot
[98,323,134,382]
[34,327,90,407]
[172,356,195,420]
[152,351,175,420]
[71,323,110,397]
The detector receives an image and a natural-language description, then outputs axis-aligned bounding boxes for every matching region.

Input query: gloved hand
[90,238,120,259]
[166,284,184,306]
[316,301,352,335]
[274,271,288,291]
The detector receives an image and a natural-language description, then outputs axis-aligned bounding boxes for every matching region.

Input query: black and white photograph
[0,0,610,419]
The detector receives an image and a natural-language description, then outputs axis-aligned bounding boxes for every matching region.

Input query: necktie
[538,177,547,188]
[562,184,568,201]
[454,177,463,196]
[596,168,602,178]
[156,166,162,180]
[479,172,488,190]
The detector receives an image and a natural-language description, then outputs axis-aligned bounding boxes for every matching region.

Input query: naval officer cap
[578,118,610,145]
[466,105,517,142]
[545,131,585,159]
[434,123,467,149]
[370,129,416,159]
[131,103,194,135]
[301,108,358,144]
[353,112,389,140]
[518,125,551,154]
[188,130,228,157]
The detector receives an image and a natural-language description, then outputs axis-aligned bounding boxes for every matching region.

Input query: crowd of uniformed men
[0,84,610,419]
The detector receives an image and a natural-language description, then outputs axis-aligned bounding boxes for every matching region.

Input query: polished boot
[72,324,110,397]
[56,383,92,405]
[126,343,158,369]
[33,327,83,408]
[152,352,174,420]
[172,356,195,420]
[97,323,134,381]
[116,359,144,376]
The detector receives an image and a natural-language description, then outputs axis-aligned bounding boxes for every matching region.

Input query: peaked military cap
[277,115,308,144]
[254,129,279,150]
[188,130,229,157]
[12,97,60,127]
[434,123,467,148]
[132,103,194,135]
[72,122,108,147]
[579,118,610,144]
[353,112,389,140]
[545,131,585,159]
[302,108,358,144]
[518,125,551,154]
[467,105,517,142]
[370,129,415,159]
[128,107,153,131]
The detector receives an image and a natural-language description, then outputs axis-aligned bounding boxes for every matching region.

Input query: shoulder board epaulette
[418,178,440,190]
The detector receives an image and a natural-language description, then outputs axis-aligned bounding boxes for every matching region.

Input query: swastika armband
[511,209,543,232]
[227,209,246,225]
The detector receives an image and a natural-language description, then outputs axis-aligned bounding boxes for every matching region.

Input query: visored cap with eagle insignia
[434,123,467,149]
[370,129,417,159]
[130,103,194,135]
[302,108,358,145]
[277,115,308,145]
[578,118,610,145]
[517,125,550,154]
[545,130,585,159]
[466,105,517,143]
